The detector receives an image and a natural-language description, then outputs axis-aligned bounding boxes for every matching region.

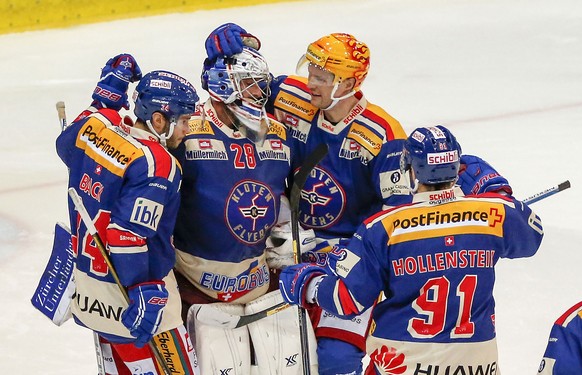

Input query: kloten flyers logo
[298,166,345,229]
[226,180,277,245]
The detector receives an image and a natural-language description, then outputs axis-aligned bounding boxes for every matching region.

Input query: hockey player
[205,23,409,375]
[56,54,200,374]
[171,46,316,374]
[279,125,545,375]
[538,301,582,374]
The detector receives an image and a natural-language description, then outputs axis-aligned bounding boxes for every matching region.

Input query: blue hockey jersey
[56,108,183,341]
[172,101,292,303]
[267,76,410,241]
[538,301,582,375]
[314,187,544,374]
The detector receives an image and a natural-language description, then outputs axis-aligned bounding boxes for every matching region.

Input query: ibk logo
[79,173,104,202]
[130,198,163,230]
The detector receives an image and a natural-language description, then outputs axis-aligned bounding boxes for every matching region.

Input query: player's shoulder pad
[363,100,406,141]
[271,75,317,122]
[266,115,287,141]
[363,201,416,228]
[555,301,582,328]
[187,115,215,136]
[135,138,181,180]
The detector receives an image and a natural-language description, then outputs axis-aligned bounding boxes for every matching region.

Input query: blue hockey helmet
[400,125,462,185]
[133,70,198,145]
[134,70,198,123]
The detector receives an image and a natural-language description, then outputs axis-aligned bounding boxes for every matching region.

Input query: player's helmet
[298,33,370,91]
[202,46,271,144]
[134,70,198,124]
[133,70,198,146]
[400,125,462,185]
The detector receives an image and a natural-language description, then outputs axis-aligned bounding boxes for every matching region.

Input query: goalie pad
[31,222,75,326]
[245,290,318,374]
[187,303,251,374]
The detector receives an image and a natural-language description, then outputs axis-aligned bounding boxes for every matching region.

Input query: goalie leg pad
[245,290,318,374]
[187,303,250,374]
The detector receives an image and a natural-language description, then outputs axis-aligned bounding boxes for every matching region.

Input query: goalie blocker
[31,222,75,326]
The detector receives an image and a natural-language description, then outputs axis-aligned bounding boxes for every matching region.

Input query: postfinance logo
[385,201,505,244]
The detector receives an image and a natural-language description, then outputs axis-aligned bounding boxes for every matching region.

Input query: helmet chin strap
[145,118,175,148]
[322,83,356,110]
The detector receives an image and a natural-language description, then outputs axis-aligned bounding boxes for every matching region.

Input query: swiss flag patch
[444,236,455,246]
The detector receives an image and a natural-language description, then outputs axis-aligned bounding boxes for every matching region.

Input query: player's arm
[497,195,543,259]
[538,306,582,374]
[204,23,261,60]
[457,154,513,195]
[56,54,141,163]
[106,156,178,286]
[279,220,387,317]
[374,138,412,208]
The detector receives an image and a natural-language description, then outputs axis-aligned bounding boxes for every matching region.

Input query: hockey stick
[55,102,106,375]
[196,178,571,330]
[67,188,172,375]
[291,143,328,375]
[56,101,68,131]
[522,180,570,204]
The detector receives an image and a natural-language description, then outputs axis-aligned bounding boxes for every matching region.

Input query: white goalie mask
[203,47,272,144]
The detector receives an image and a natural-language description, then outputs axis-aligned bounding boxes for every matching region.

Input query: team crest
[226,180,277,245]
[298,166,345,229]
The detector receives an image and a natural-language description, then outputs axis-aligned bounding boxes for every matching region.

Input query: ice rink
[1,0,581,373]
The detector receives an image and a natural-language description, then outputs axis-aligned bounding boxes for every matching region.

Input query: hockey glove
[121,281,168,348]
[92,53,142,111]
[458,154,513,196]
[279,263,330,308]
[265,222,317,269]
[204,23,261,60]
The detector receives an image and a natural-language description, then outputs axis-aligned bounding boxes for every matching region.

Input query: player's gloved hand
[265,222,317,269]
[92,53,142,111]
[204,23,261,60]
[458,154,513,196]
[121,281,168,348]
[279,263,330,308]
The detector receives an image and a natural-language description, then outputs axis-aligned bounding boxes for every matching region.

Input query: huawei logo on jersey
[368,345,407,374]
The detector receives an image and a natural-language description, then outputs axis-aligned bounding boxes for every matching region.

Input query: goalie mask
[202,47,272,144]
[133,70,199,147]
[400,125,462,189]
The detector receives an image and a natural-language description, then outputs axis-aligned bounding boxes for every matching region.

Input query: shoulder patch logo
[130,197,164,230]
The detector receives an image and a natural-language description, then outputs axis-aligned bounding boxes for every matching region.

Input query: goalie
[170,45,317,373]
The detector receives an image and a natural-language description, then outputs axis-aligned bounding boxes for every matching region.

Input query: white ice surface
[1,0,581,373]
